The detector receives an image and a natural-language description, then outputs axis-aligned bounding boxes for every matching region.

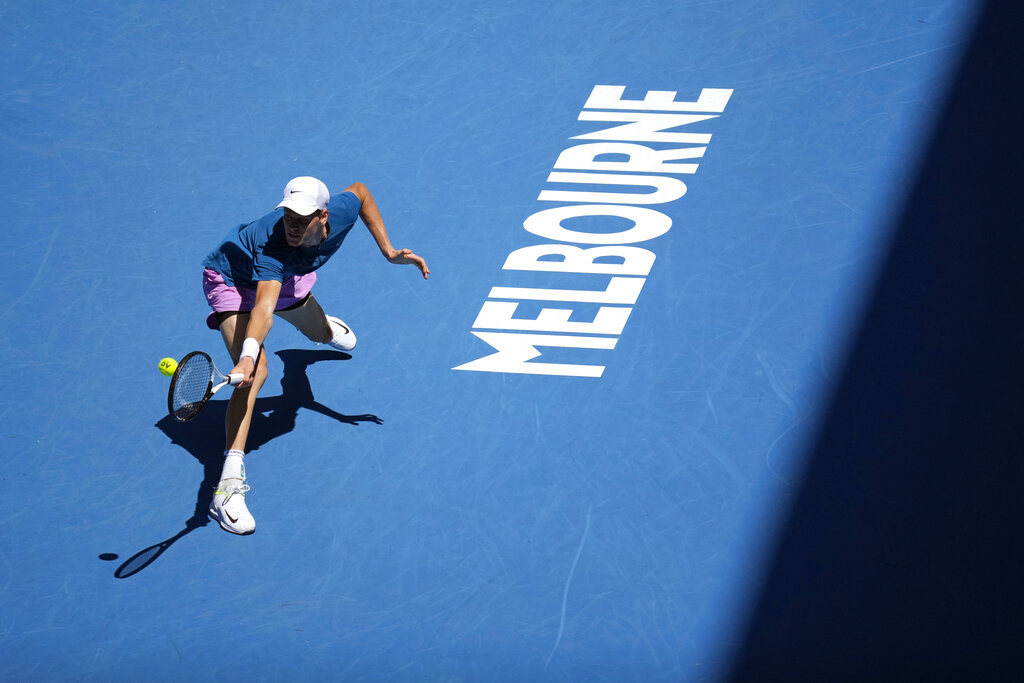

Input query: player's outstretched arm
[231,279,281,387]
[345,182,430,279]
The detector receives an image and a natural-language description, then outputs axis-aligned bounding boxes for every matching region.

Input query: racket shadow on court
[113,349,381,579]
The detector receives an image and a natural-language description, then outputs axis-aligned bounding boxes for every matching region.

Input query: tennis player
[201,176,429,534]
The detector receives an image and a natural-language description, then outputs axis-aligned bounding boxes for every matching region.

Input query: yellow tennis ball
[158,357,178,376]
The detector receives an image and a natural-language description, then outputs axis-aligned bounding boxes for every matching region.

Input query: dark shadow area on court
[114,349,381,578]
[728,1,1024,680]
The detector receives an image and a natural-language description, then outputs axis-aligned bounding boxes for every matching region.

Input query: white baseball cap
[276,176,330,216]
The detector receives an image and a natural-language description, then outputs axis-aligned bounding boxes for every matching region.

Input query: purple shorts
[203,268,317,330]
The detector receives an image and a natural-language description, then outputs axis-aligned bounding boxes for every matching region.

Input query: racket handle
[228,373,245,385]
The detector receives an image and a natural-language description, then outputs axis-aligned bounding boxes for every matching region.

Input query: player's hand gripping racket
[167,351,244,422]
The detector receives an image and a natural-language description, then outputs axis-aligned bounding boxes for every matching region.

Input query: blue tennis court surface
[3,1,1020,680]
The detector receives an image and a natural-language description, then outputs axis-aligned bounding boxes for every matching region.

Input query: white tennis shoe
[209,478,255,535]
[324,315,356,351]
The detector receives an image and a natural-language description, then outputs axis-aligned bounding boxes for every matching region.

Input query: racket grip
[228,373,245,385]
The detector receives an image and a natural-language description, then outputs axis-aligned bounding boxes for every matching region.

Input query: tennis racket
[167,351,244,422]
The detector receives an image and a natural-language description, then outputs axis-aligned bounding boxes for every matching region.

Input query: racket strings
[171,354,214,420]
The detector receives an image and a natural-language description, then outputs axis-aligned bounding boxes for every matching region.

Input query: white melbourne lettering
[454,85,733,377]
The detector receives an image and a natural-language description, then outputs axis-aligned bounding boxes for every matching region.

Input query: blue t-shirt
[202,190,361,288]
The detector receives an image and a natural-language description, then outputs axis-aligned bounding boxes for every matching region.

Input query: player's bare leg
[219,312,269,451]
[208,312,266,535]
[276,294,356,351]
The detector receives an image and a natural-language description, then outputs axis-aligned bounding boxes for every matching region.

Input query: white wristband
[240,337,260,362]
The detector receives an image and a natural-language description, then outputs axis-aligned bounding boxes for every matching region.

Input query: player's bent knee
[255,356,270,382]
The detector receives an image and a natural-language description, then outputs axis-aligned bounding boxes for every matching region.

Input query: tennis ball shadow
[111,349,380,578]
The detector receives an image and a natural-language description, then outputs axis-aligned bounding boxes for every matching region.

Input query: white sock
[221,450,246,481]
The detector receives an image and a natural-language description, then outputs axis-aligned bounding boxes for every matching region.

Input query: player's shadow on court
[113,349,381,579]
